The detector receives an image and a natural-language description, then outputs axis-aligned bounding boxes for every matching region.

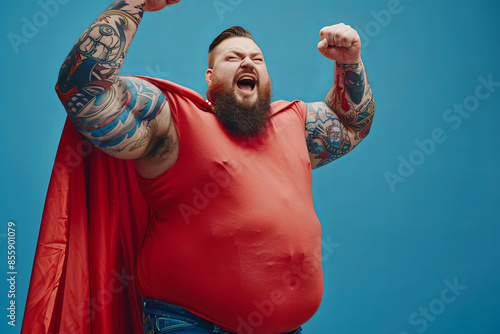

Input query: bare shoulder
[67,75,178,164]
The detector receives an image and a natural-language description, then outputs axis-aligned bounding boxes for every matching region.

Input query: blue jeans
[143,298,303,334]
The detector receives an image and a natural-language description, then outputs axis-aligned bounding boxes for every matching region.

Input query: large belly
[137,206,323,334]
[136,126,324,333]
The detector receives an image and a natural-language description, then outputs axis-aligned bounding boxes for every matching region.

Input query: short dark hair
[209,26,254,53]
[208,26,254,67]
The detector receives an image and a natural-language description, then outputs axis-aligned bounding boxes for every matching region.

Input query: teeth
[238,76,254,82]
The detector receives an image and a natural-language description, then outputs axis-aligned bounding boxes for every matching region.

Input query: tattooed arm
[306,24,375,169]
[55,0,180,166]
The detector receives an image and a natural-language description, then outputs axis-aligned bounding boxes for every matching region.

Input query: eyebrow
[225,50,263,58]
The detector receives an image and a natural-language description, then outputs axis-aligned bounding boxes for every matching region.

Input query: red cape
[21,117,150,333]
[21,77,212,333]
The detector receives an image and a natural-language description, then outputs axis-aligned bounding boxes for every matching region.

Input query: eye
[226,56,238,61]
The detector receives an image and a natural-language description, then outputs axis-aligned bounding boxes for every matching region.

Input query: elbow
[54,80,75,117]
[54,72,66,101]
[54,64,71,105]
[55,82,61,96]
[54,82,67,110]
[361,100,375,139]
[362,121,373,139]
[367,97,376,127]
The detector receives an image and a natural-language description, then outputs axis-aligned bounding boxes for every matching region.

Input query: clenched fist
[317,23,361,64]
[143,0,181,12]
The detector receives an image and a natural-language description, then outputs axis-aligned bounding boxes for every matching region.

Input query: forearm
[55,0,145,115]
[326,61,375,139]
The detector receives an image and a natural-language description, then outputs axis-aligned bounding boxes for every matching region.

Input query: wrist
[335,59,363,67]
[122,0,146,8]
[128,0,146,5]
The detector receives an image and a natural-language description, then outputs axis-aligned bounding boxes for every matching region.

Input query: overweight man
[52,0,375,333]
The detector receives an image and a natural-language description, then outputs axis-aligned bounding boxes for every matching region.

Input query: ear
[205,68,213,86]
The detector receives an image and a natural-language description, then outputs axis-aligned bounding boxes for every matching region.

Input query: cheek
[213,64,236,79]
[258,68,271,85]
[209,75,230,95]
[263,80,272,97]
[258,71,272,95]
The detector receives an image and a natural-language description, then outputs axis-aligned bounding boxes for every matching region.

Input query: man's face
[206,37,272,137]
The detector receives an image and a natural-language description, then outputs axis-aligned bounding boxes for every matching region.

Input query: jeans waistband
[144,298,226,332]
[143,298,302,334]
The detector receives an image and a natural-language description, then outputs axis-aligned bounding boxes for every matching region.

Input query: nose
[240,56,254,70]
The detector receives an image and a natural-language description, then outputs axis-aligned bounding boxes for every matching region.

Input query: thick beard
[209,80,272,138]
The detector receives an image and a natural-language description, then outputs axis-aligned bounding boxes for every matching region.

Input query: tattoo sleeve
[55,0,167,158]
[306,61,375,169]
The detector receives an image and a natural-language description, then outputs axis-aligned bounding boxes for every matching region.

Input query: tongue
[237,82,253,91]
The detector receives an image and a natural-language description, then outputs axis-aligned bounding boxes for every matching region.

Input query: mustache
[208,75,270,95]
[209,71,260,91]
[234,69,258,82]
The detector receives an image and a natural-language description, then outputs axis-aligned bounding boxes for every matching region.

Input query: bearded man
[24,0,375,333]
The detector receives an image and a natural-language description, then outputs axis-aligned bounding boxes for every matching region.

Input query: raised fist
[317,23,361,64]
[143,0,181,12]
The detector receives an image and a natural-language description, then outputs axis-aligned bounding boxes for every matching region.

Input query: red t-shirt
[135,77,323,334]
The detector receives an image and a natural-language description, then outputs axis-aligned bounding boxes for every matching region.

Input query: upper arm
[305,101,362,169]
[62,76,171,160]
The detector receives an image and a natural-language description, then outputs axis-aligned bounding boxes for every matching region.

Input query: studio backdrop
[1,0,499,333]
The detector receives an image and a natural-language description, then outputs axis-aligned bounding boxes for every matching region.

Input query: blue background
[1,0,499,333]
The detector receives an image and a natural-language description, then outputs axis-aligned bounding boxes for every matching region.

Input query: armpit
[144,130,177,165]
[134,114,180,179]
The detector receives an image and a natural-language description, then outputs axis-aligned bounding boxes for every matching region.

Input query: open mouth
[236,76,256,92]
